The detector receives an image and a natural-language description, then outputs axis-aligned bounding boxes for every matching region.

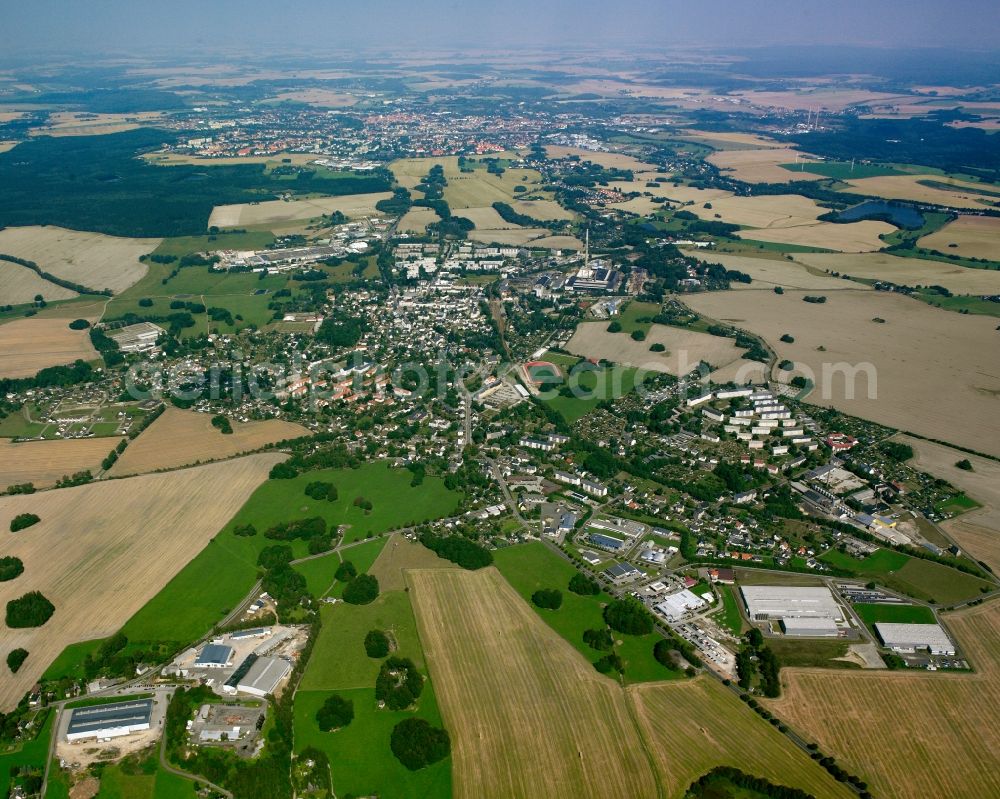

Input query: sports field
[769,600,1000,799]
[108,407,307,475]
[0,316,99,378]
[0,225,159,293]
[0,453,282,710]
[0,437,123,489]
[409,566,851,799]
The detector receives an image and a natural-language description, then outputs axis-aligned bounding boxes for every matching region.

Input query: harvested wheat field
[0,437,123,491]
[917,214,1000,260]
[0,260,78,304]
[397,207,440,233]
[794,252,1000,295]
[507,199,574,221]
[0,226,159,294]
[896,435,1000,572]
[30,111,164,137]
[144,151,319,167]
[686,251,867,292]
[528,235,584,250]
[368,533,457,592]
[839,175,1000,210]
[208,193,393,229]
[769,600,1000,799]
[707,148,825,183]
[468,227,550,246]
[736,220,895,252]
[544,145,657,172]
[680,129,787,148]
[691,194,823,229]
[684,288,1000,457]
[0,452,283,710]
[567,322,749,376]
[108,407,307,476]
[659,185,734,205]
[454,206,519,229]
[269,89,357,107]
[0,316,99,378]
[409,567,850,799]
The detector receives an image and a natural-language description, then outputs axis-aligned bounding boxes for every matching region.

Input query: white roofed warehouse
[65,698,153,743]
[875,623,956,656]
[740,586,844,622]
[237,656,292,698]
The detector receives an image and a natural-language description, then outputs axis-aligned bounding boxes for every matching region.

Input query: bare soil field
[690,194,823,228]
[455,206,519,229]
[683,288,1000,457]
[659,185,734,206]
[567,322,749,376]
[0,437,123,491]
[839,175,1000,210]
[528,235,584,250]
[208,193,393,228]
[734,89,916,113]
[794,252,1000,295]
[679,130,786,148]
[468,228,550,246]
[0,226,159,294]
[108,407,307,476]
[769,600,1000,799]
[268,89,357,107]
[684,251,866,292]
[736,220,895,252]
[0,453,283,710]
[508,199,574,221]
[0,316,99,379]
[544,145,658,172]
[409,567,850,799]
[397,207,440,233]
[0,261,78,304]
[707,148,825,183]
[917,214,1000,260]
[896,434,1000,573]
[368,533,457,592]
[0,141,18,154]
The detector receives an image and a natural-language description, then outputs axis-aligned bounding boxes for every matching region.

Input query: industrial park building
[740,586,843,622]
[195,643,235,668]
[875,623,956,655]
[66,698,153,743]
[781,617,840,637]
[237,656,292,698]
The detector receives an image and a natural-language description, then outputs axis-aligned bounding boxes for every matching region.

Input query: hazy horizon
[3,0,1000,59]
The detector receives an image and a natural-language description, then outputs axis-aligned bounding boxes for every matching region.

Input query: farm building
[195,643,235,668]
[237,656,292,697]
[65,698,153,743]
[875,623,956,655]
[781,617,840,637]
[740,586,843,622]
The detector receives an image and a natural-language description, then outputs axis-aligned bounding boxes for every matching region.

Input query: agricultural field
[30,111,165,137]
[409,566,850,799]
[838,175,1000,210]
[916,213,1000,260]
[0,437,123,490]
[544,145,658,172]
[769,600,1000,799]
[656,185,734,206]
[764,638,859,670]
[120,461,459,645]
[683,287,1000,458]
[492,542,677,684]
[0,225,160,293]
[397,206,440,233]
[294,575,450,799]
[682,251,864,291]
[528,234,584,250]
[454,206,519,229]
[468,227,552,246]
[0,452,282,710]
[689,194,824,229]
[707,148,825,184]
[368,533,457,592]
[736,220,894,253]
[0,315,98,378]
[142,151,321,168]
[566,321,750,378]
[0,260,78,304]
[267,88,358,107]
[108,407,307,476]
[507,199,574,221]
[793,252,1000,295]
[207,192,393,229]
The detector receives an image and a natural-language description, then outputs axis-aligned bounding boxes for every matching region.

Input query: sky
[2,0,999,58]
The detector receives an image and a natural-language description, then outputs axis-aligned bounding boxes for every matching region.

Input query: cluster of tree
[315,309,368,350]
[316,693,354,732]
[880,441,913,462]
[68,318,90,330]
[802,295,827,304]
[390,717,451,771]
[10,513,39,532]
[491,201,552,229]
[4,483,36,495]
[736,628,781,697]
[376,656,423,710]
[531,588,563,610]
[343,573,380,605]
[304,481,338,501]
[583,628,613,652]
[419,532,493,569]
[6,591,55,628]
[233,523,257,537]
[568,572,601,596]
[0,359,97,397]
[352,495,374,513]
[364,629,390,658]
[6,648,28,674]
[603,598,653,636]
[0,556,24,582]
[956,459,974,471]
[593,652,625,674]
[376,187,412,215]
[685,766,819,799]
[55,470,93,488]
[335,560,357,582]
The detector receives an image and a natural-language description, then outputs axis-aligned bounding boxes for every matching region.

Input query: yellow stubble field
[0,437,123,491]
[0,317,99,379]
[917,214,1000,260]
